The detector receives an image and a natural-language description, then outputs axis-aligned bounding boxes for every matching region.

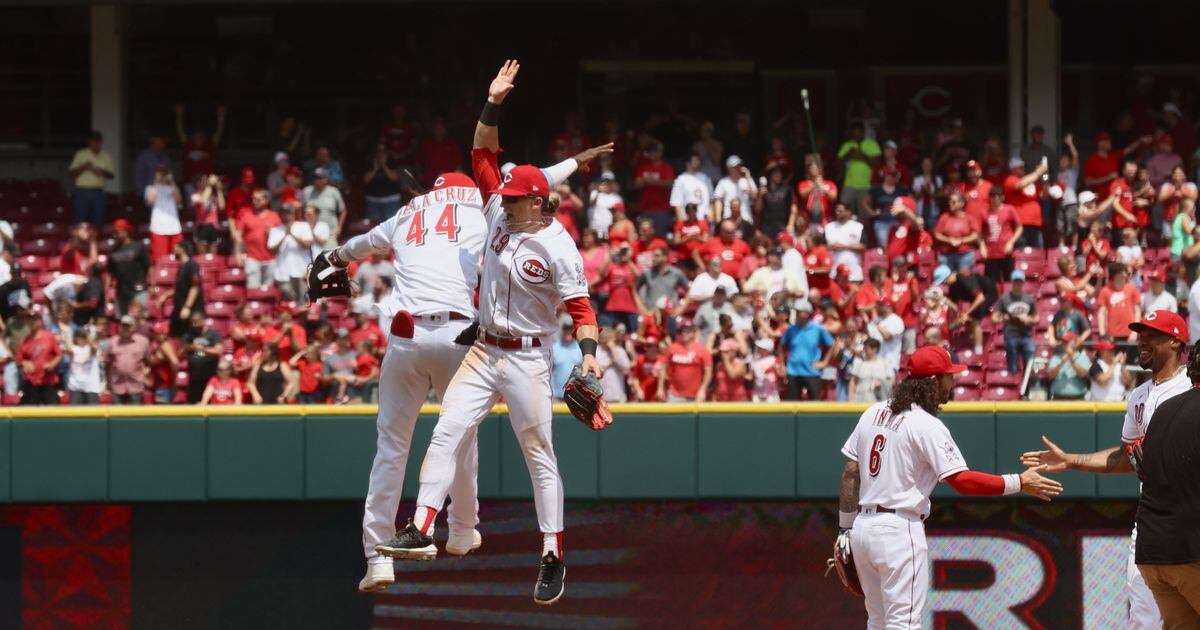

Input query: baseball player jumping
[835,345,1062,628]
[1022,310,1191,629]
[372,60,614,606]
[315,172,490,593]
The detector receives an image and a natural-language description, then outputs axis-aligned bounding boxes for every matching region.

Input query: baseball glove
[1126,438,1145,482]
[826,529,863,597]
[307,251,352,301]
[563,365,614,431]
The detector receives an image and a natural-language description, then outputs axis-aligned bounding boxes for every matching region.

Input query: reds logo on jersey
[515,255,551,284]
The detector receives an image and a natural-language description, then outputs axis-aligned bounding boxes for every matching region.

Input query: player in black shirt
[1136,346,1200,625]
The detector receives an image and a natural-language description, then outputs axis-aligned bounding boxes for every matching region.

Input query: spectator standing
[145,165,184,258]
[181,311,222,404]
[1020,125,1058,180]
[633,143,676,235]
[191,174,225,255]
[1147,134,1183,189]
[301,205,332,258]
[200,361,242,405]
[16,310,61,405]
[994,270,1038,374]
[0,262,30,322]
[303,168,347,245]
[1045,333,1090,400]
[794,155,838,230]
[713,156,759,230]
[1054,134,1081,247]
[597,245,645,332]
[961,160,993,226]
[630,337,664,402]
[727,112,762,174]
[417,118,462,187]
[1110,159,1150,237]
[686,258,739,307]
[1084,131,1144,195]
[226,167,257,219]
[321,329,360,404]
[133,135,174,194]
[670,154,714,221]
[672,204,710,271]
[107,315,151,405]
[1003,157,1048,248]
[692,121,724,183]
[149,322,178,404]
[1097,262,1142,344]
[267,152,291,207]
[911,156,943,227]
[694,287,734,343]
[106,219,150,317]
[630,219,668,272]
[159,241,203,338]
[711,338,749,402]
[363,143,403,222]
[866,298,905,372]
[305,145,344,189]
[248,342,294,404]
[589,172,625,236]
[750,338,783,402]
[595,328,630,403]
[824,203,865,280]
[1088,339,1131,402]
[780,300,834,400]
[637,246,689,311]
[234,190,281,291]
[658,323,712,402]
[848,337,892,403]
[936,265,998,355]
[175,103,226,181]
[290,344,326,404]
[1048,292,1090,349]
[980,186,1023,283]
[700,220,751,279]
[66,329,101,404]
[1142,268,1178,314]
[263,304,307,362]
[757,166,793,238]
[884,258,921,352]
[885,196,927,267]
[866,166,910,247]
[933,191,980,272]
[352,339,381,403]
[60,223,98,277]
[1056,255,1100,304]
[72,263,104,327]
[836,123,881,218]
[67,131,114,225]
[1161,167,1197,238]
[268,204,315,302]
[744,246,807,303]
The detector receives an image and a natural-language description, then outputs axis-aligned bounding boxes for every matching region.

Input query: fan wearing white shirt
[268,203,315,302]
[671,153,714,220]
[825,203,865,279]
[686,257,739,307]
[588,172,624,236]
[712,155,759,227]
[866,299,906,372]
[1142,270,1178,314]
[302,204,332,257]
[145,165,184,258]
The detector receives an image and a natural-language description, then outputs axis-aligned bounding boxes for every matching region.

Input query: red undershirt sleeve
[944,470,1007,496]
[563,296,597,328]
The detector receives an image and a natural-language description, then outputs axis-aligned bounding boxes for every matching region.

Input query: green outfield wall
[0,402,1136,503]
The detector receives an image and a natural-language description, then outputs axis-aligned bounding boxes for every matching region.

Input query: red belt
[479,330,542,349]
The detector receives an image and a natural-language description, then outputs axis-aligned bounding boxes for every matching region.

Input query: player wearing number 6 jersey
[325,172,488,593]
[1021,309,1192,630]
[373,60,614,606]
[837,345,1062,629]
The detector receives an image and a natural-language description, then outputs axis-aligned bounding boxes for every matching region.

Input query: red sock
[542,532,563,559]
[414,506,437,535]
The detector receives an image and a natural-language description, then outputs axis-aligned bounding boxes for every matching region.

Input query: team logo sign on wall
[516,255,551,284]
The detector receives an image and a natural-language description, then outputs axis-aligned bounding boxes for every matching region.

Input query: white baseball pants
[417,340,564,535]
[362,319,480,561]
[851,511,928,630]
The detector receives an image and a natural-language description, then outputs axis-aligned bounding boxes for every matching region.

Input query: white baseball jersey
[477,196,589,338]
[1121,368,1191,443]
[340,186,487,318]
[842,401,968,517]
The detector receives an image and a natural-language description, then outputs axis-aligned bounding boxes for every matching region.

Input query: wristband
[328,249,349,268]
[839,510,857,529]
[579,338,597,357]
[479,100,501,126]
[1002,473,1022,496]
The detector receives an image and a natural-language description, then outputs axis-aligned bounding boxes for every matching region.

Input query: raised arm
[474,60,519,153]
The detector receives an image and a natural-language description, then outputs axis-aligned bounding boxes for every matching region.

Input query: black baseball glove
[563,365,614,431]
[306,251,352,301]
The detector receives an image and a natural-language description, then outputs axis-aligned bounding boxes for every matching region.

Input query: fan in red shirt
[885,196,925,265]
[226,167,257,220]
[291,345,326,404]
[262,303,308,362]
[631,218,669,272]
[932,191,981,270]
[230,305,264,353]
[631,337,665,402]
[960,160,993,225]
[883,258,921,332]
[980,186,1024,282]
[795,155,839,229]
[349,312,386,355]
[354,340,381,391]
[176,103,225,181]
[673,203,710,266]
[804,233,834,296]
[201,361,243,405]
[60,223,97,276]
[1108,159,1147,231]
[16,313,62,403]
[658,324,713,402]
[380,104,417,164]
[701,220,751,278]
[871,140,911,186]
[231,333,264,397]
[826,265,860,322]
[633,143,675,230]
[853,265,888,322]
[416,118,462,186]
[1002,157,1047,247]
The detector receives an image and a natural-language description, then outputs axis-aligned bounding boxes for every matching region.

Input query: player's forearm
[838,461,860,526]
[543,158,578,187]
[475,98,501,151]
[1066,447,1131,473]
[575,324,598,343]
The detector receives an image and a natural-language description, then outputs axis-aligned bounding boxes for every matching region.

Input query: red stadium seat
[987,369,1022,387]
[1014,259,1044,279]
[21,239,55,256]
[32,272,58,288]
[246,286,279,301]
[1038,281,1059,297]
[957,370,984,387]
[985,352,1009,370]
[31,222,65,238]
[1013,247,1044,261]
[985,386,1021,401]
[152,267,177,286]
[953,386,982,401]
[323,300,348,319]
[211,284,244,303]
[862,249,889,271]
[17,255,47,273]
[218,267,246,285]
[1036,297,1060,312]
[207,318,231,336]
[196,253,227,270]
[206,301,234,319]
[246,300,274,318]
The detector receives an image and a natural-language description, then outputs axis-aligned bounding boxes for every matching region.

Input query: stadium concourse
[4,99,1198,410]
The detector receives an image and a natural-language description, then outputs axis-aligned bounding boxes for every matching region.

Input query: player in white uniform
[325,172,489,593]
[1023,309,1192,629]
[373,60,614,606]
[839,345,1062,629]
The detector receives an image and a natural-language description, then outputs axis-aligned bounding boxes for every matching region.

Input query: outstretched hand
[1020,465,1064,502]
[572,143,616,173]
[1020,435,1069,473]
[488,59,520,104]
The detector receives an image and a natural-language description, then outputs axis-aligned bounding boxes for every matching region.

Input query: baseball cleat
[446,529,483,556]
[374,520,437,561]
[533,552,565,606]
[357,561,395,593]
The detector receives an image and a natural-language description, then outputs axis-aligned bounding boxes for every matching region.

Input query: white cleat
[358,561,395,593]
[446,529,483,556]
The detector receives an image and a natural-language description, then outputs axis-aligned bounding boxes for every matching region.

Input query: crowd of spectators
[4,95,1200,405]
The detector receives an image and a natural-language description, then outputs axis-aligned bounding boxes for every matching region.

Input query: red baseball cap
[894,196,917,212]
[152,321,169,335]
[1095,131,1111,144]
[285,166,301,178]
[1095,339,1116,351]
[906,345,968,378]
[276,301,299,315]
[112,218,133,232]
[241,166,256,184]
[1129,310,1189,343]
[490,164,549,197]
[1063,291,1085,309]
[882,164,900,176]
[835,263,851,278]
[1060,331,1077,343]
[776,231,794,246]
[965,159,981,171]
[1150,267,1168,282]
[432,172,476,191]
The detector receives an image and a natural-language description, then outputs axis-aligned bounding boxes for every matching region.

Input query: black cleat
[533,552,565,606]
[374,520,437,561]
